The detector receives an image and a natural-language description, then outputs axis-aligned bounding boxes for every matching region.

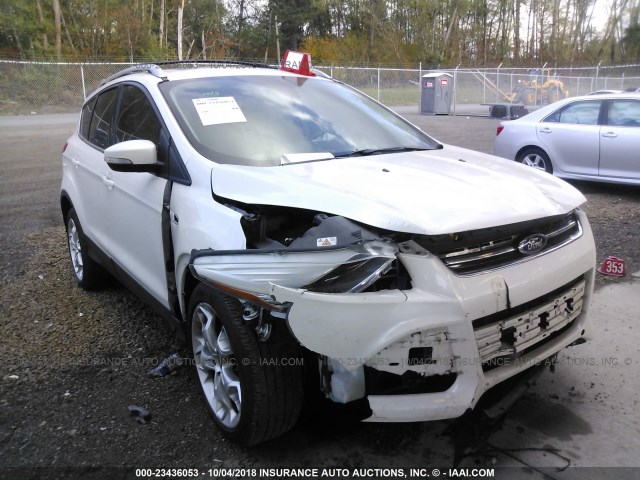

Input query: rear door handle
[602,132,617,138]
[71,158,80,167]
[539,127,552,134]
[102,176,115,189]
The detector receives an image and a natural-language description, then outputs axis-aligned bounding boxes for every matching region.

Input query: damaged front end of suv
[188,191,595,433]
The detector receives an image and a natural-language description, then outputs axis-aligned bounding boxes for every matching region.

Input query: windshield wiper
[333,146,439,158]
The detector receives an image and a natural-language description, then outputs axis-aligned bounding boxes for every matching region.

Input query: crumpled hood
[210,145,587,235]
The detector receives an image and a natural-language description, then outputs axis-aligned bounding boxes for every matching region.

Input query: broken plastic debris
[146,353,184,378]
[597,256,625,277]
[128,404,151,424]
[7,375,19,380]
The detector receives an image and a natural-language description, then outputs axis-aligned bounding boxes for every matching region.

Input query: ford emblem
[518,234,548,255]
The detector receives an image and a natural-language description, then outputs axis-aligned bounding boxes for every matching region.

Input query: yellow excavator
[511,68,569,105]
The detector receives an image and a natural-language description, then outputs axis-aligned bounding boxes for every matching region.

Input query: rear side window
[606,100,640,127]
[88,88,119,149]
[115,85,162,145]
[544,100,601,125]
[79,97,97,140]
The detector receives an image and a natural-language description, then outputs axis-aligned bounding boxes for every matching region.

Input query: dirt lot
[1,112,639,479]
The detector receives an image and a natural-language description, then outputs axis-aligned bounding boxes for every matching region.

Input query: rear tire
[517,148,553,174]
[188,284,304,445]
[65,208,106,290]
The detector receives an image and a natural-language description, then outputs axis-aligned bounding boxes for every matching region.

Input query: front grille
[473,278,586,366]
[415,211,582,275]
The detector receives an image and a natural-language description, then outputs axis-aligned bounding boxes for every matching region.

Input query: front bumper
[271,211,596,422]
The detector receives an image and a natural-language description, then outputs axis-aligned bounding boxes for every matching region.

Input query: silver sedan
[494,93,640,185]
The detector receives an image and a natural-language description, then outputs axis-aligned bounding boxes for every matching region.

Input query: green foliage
[624,23,640,61]
[0,0,638,65]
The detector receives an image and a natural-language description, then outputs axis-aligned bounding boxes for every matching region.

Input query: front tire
[188,284,304,445]
[522,88,536,106]
[517,148,553,174]
[65,208,105,290]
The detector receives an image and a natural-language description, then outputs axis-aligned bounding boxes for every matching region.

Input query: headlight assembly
[303,244,397,293]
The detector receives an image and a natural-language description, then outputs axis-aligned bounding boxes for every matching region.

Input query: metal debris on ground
[128,404,152,424]
[146,353,184,378]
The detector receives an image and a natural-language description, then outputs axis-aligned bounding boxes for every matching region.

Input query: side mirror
[104,140,161,173]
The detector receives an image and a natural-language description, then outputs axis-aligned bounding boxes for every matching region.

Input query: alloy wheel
[192,303,242,429]
[67,217,84,281]
[521,153,547,171]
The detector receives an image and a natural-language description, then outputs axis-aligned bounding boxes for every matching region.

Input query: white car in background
[61,52,596,446]
[494,93,640,185]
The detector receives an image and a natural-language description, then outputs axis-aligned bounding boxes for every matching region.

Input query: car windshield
[159,74,439,166]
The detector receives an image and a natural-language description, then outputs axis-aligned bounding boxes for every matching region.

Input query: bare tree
[52,0,62,57]
[159,0,165,47]
[35,0,49,49]
[177,0,185,59]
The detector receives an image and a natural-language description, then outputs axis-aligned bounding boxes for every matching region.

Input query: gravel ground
[0,113,639,478]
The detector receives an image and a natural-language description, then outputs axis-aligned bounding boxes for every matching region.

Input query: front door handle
[102,176,115,189]
[602,132,618,138]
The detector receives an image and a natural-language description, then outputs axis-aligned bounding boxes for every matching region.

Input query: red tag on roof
[280,50,315,77]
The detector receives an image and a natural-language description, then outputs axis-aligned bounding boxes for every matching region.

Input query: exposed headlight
[303,256,395,293]
[190,240,398,298]
[301,240,398,294]
[301,241,398,293]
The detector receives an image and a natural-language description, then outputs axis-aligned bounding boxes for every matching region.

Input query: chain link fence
[2,59,640,116]
[432,64,640,115]
[314,65,422,108]
[0,61,137,114]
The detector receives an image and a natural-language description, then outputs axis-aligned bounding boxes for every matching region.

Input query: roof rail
[100,59,277,86]
[312,68,331,79]
[152,59,275,69]
[101,64,167,86]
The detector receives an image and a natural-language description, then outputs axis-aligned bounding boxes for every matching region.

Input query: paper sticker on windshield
[192,97,247,126]
[317,237,337,247]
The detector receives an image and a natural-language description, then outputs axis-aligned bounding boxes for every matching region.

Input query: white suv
[61,53,596,445]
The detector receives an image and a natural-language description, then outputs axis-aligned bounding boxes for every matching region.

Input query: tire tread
[189,284,304,446]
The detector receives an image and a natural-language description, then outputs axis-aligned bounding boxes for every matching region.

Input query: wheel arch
[60,191,74,222]
[516,145,553,174]
[515,144,547,162]
[181,266,199,324]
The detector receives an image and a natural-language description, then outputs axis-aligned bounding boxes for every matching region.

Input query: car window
[79,96,97,140]
[606,100,640,127]
[160,75,439,167]
[115,85,162,145]
[88,88,119,149]
[544,100,601,125]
